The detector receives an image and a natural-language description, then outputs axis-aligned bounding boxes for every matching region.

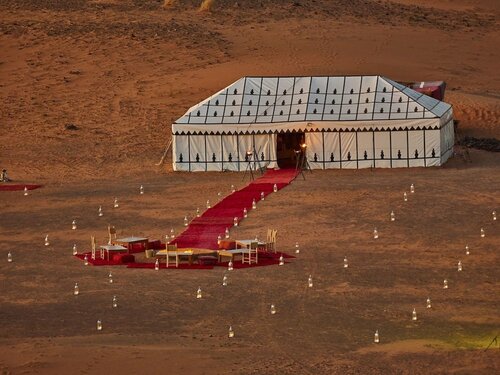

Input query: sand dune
[0,1,498,374]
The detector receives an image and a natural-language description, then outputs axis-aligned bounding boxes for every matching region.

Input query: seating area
[76,225,288,270]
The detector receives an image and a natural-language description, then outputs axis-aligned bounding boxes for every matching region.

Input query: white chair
[90,235,100,260]
[165,244,179,268]
[108,225,117,245]
[242,241,258,264]
[266,229,277,253]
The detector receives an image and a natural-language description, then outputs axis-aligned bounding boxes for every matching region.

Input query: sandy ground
[0,0,499,374]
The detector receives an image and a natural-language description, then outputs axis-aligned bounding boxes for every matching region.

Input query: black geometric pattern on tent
[177,133,275,171]
[172,124,440,136]
[180,76,452,126]
[312,127,444,169]
[175,132,441,171]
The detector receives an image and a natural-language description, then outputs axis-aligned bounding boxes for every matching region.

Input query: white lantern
[443,279,448,289]
[228,325,234,338]
[184,216,188,227]
[403,192,408,202]
[114,197,119,208]
[222,275,228,286]
[480,228,485,238]
[74,282,79,296]
[206,200,211,209]
[465,245,470,255]
[108,272,113,283]
[390,211,395,221]
[412,308,417,321]
[457,260,462,272]
[231,184,235,193]
[278,255,284,266]
[308,275,313,288]
[97,319,103,331]
[373,228,379,239]
[493,211,497,221]
[196,287,202,299]
[23,186,29,196]
[426,297,432,309]
[243,208,248,218]
[44,234,50,246]
[112,295,118,308]
[98,206,103,217]
[196,208,200,217]
[252,199,257,209]
[410,184,415,193]
[72,219,77,230]
[154,259,159,271]
[233,217,238,227]
[225,227,230,239]
[139,185,144,195]
[374,330,379,343]
[84,255,89,266]
[7,252,12,263]
[228,261,233,271]
[260,192,265,201]
[295,242,300,254]
[270,304,276,315]
[273,184,278,193]
[343,256,348,269]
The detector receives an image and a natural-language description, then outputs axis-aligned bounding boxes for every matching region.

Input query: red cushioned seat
[112,253,135,264]
[148,240,162,250]
[130,243,146,252]
[218,240,236,250]
[198,255,218,266]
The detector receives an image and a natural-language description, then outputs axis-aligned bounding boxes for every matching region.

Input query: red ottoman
[198,255,218,266]
[112,253,135,264]
[218,240,236,250]
[148,240,162,250]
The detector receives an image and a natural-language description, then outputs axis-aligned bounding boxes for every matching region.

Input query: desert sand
[0,1,499,374]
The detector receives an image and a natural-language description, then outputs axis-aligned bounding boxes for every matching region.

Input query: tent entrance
[277,132,304,168]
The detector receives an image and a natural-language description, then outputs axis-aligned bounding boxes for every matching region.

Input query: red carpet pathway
[0,184,42,191]
[171,169,299,249]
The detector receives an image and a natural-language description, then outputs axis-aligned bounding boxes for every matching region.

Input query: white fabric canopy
[171,75,454,171]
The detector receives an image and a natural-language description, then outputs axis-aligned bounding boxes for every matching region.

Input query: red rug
[75,248,294,270]
[171,169,299,249]
[127,263,214,270]
[216,251,294,269]
[74,253,128,266]
[0,184,42,191]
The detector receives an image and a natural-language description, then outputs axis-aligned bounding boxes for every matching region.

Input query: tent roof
[174,76,452,127]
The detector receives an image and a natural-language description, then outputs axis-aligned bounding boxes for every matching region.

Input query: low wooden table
[217,248,248,263]
[100,244,128,261]
[156,248,216,266]
[114,236,149,252]
[235,239,266,249]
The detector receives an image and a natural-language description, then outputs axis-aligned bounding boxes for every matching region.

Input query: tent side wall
[440,118,454,165]
[305,128,442,169]
[172,133,277,172]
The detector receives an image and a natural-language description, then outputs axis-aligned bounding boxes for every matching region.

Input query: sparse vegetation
[199,0,214,12]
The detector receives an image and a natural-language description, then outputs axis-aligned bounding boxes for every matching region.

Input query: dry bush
[199,0,214,11]
[163,0,176,7]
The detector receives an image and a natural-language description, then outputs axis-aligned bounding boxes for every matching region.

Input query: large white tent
[172,76,454,171]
